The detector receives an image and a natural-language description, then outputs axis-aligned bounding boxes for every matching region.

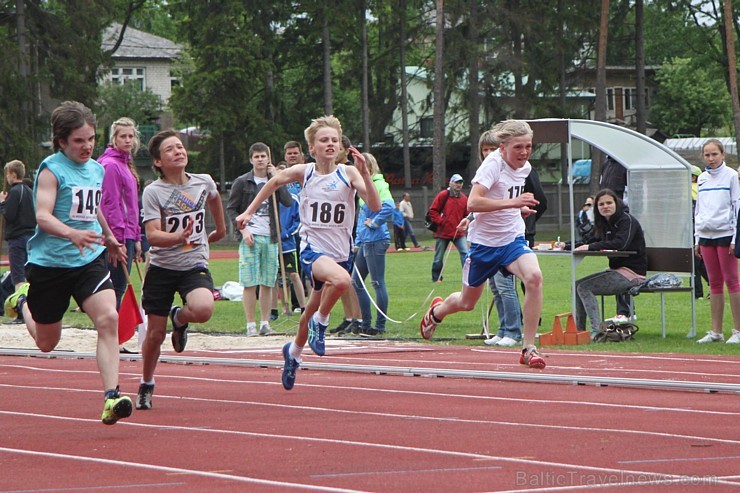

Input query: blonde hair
[362,152,381,175]
[491,120,533,145]
[304,115,343,147]
[109,117,141,156]
[109,117,140,180]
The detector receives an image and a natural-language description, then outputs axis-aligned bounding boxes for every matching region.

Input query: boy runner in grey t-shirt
[137,129,226,411]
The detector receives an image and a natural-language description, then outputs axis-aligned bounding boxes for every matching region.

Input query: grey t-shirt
[142,173,218,270]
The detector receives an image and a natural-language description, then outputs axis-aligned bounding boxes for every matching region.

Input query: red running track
[0,342,738,492]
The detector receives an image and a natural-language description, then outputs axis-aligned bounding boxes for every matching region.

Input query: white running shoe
[606,314,630,324]
[259,323,273,336]
[246,324,258,337]
[696,331,724,343]
[484,335,502,346]
[495,336,521,347]
[726,329,740,344]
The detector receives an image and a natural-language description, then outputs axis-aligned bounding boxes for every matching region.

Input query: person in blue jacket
[351,153,395,337]
[275,162,306,315]
[392,202,406,251]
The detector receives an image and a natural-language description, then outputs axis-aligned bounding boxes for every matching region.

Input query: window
[624,87,635,111]
[420,116,434,139]
[607,88,615,111]
[110,67,145,90]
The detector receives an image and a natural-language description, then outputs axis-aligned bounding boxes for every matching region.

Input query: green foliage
[96,82,162,132]
[650,58,731,136]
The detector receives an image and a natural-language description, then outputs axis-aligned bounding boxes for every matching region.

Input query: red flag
[118,284,143,344]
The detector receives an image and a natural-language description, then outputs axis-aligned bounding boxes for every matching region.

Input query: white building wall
[101,60,175,106]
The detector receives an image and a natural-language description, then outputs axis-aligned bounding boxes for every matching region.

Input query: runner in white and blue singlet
[236,116,381,389]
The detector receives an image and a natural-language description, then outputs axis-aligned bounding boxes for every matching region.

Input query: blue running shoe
[307,315,327,356]
[281,342,300,390]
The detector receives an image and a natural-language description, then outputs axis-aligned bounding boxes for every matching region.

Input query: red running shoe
[520,346,546,369]
[420,297,444,340]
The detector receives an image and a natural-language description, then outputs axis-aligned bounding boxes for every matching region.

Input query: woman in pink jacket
[98,117,142,309]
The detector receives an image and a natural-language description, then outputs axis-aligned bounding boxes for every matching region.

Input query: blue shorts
[300,246,352,291]
[464,236,533,287]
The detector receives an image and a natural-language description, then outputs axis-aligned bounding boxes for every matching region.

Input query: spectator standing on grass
[10,101,132,424]
[399,192,421,249]
[0,159,36,321]
[284,141,309,310]
[98,117,142,309]
[419,120,546,369]
[226,142,292,336]
[428,174,468,282]
[236,115,380,390]
[392,202,406,251]
[694,139,740,344]
[137,129,226,410]
[329,136,363,336]
[352,152,394,337]
[275,162,306,314]
[559,189,647,339]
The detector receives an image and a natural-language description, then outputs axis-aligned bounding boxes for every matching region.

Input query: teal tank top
[27,151,105,267]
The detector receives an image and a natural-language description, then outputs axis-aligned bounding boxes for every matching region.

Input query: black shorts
[26,253,113,324]
[142,265,214,316]
[282,251,298,274]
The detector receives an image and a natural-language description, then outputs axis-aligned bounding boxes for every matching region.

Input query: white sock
[247,322,257,330]
[140,378,154,385]
[314,311,330,326]
[289,342,303,361]
[260,320,270,327]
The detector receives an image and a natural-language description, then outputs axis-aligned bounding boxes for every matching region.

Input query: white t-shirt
[468,149,531,247]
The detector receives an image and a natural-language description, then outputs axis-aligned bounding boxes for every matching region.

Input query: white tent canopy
[531,119,694,250]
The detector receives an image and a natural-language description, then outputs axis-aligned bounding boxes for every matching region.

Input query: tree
[591,0,609,192]
[635,0,646,134]
[167,1,287,180]
[0,0,148,166]
[722,0,740,147]
[96,82,162,136]
[650,58,731,136]
[432,0,446,192]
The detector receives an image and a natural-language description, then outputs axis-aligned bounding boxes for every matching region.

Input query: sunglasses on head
[584,203,593,206]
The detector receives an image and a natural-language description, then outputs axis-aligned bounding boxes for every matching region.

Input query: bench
[600,247,696,338]
[635,247,696,338]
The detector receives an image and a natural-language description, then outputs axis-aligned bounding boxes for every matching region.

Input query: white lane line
[0,447,368,492]
[2,366,739,417]
[1,417,739,490]
[1,393,739,447]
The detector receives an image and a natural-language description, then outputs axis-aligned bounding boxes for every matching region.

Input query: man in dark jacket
[0,160,36,300]
[226,143,292,336]
[428,174,469,282]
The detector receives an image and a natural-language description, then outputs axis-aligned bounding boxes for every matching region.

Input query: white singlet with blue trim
[299,163,356,262]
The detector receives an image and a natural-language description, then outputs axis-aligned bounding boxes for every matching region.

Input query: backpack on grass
[592,322,639,342]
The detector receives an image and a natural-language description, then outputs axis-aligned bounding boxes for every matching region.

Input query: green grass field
[45,245,740,356]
